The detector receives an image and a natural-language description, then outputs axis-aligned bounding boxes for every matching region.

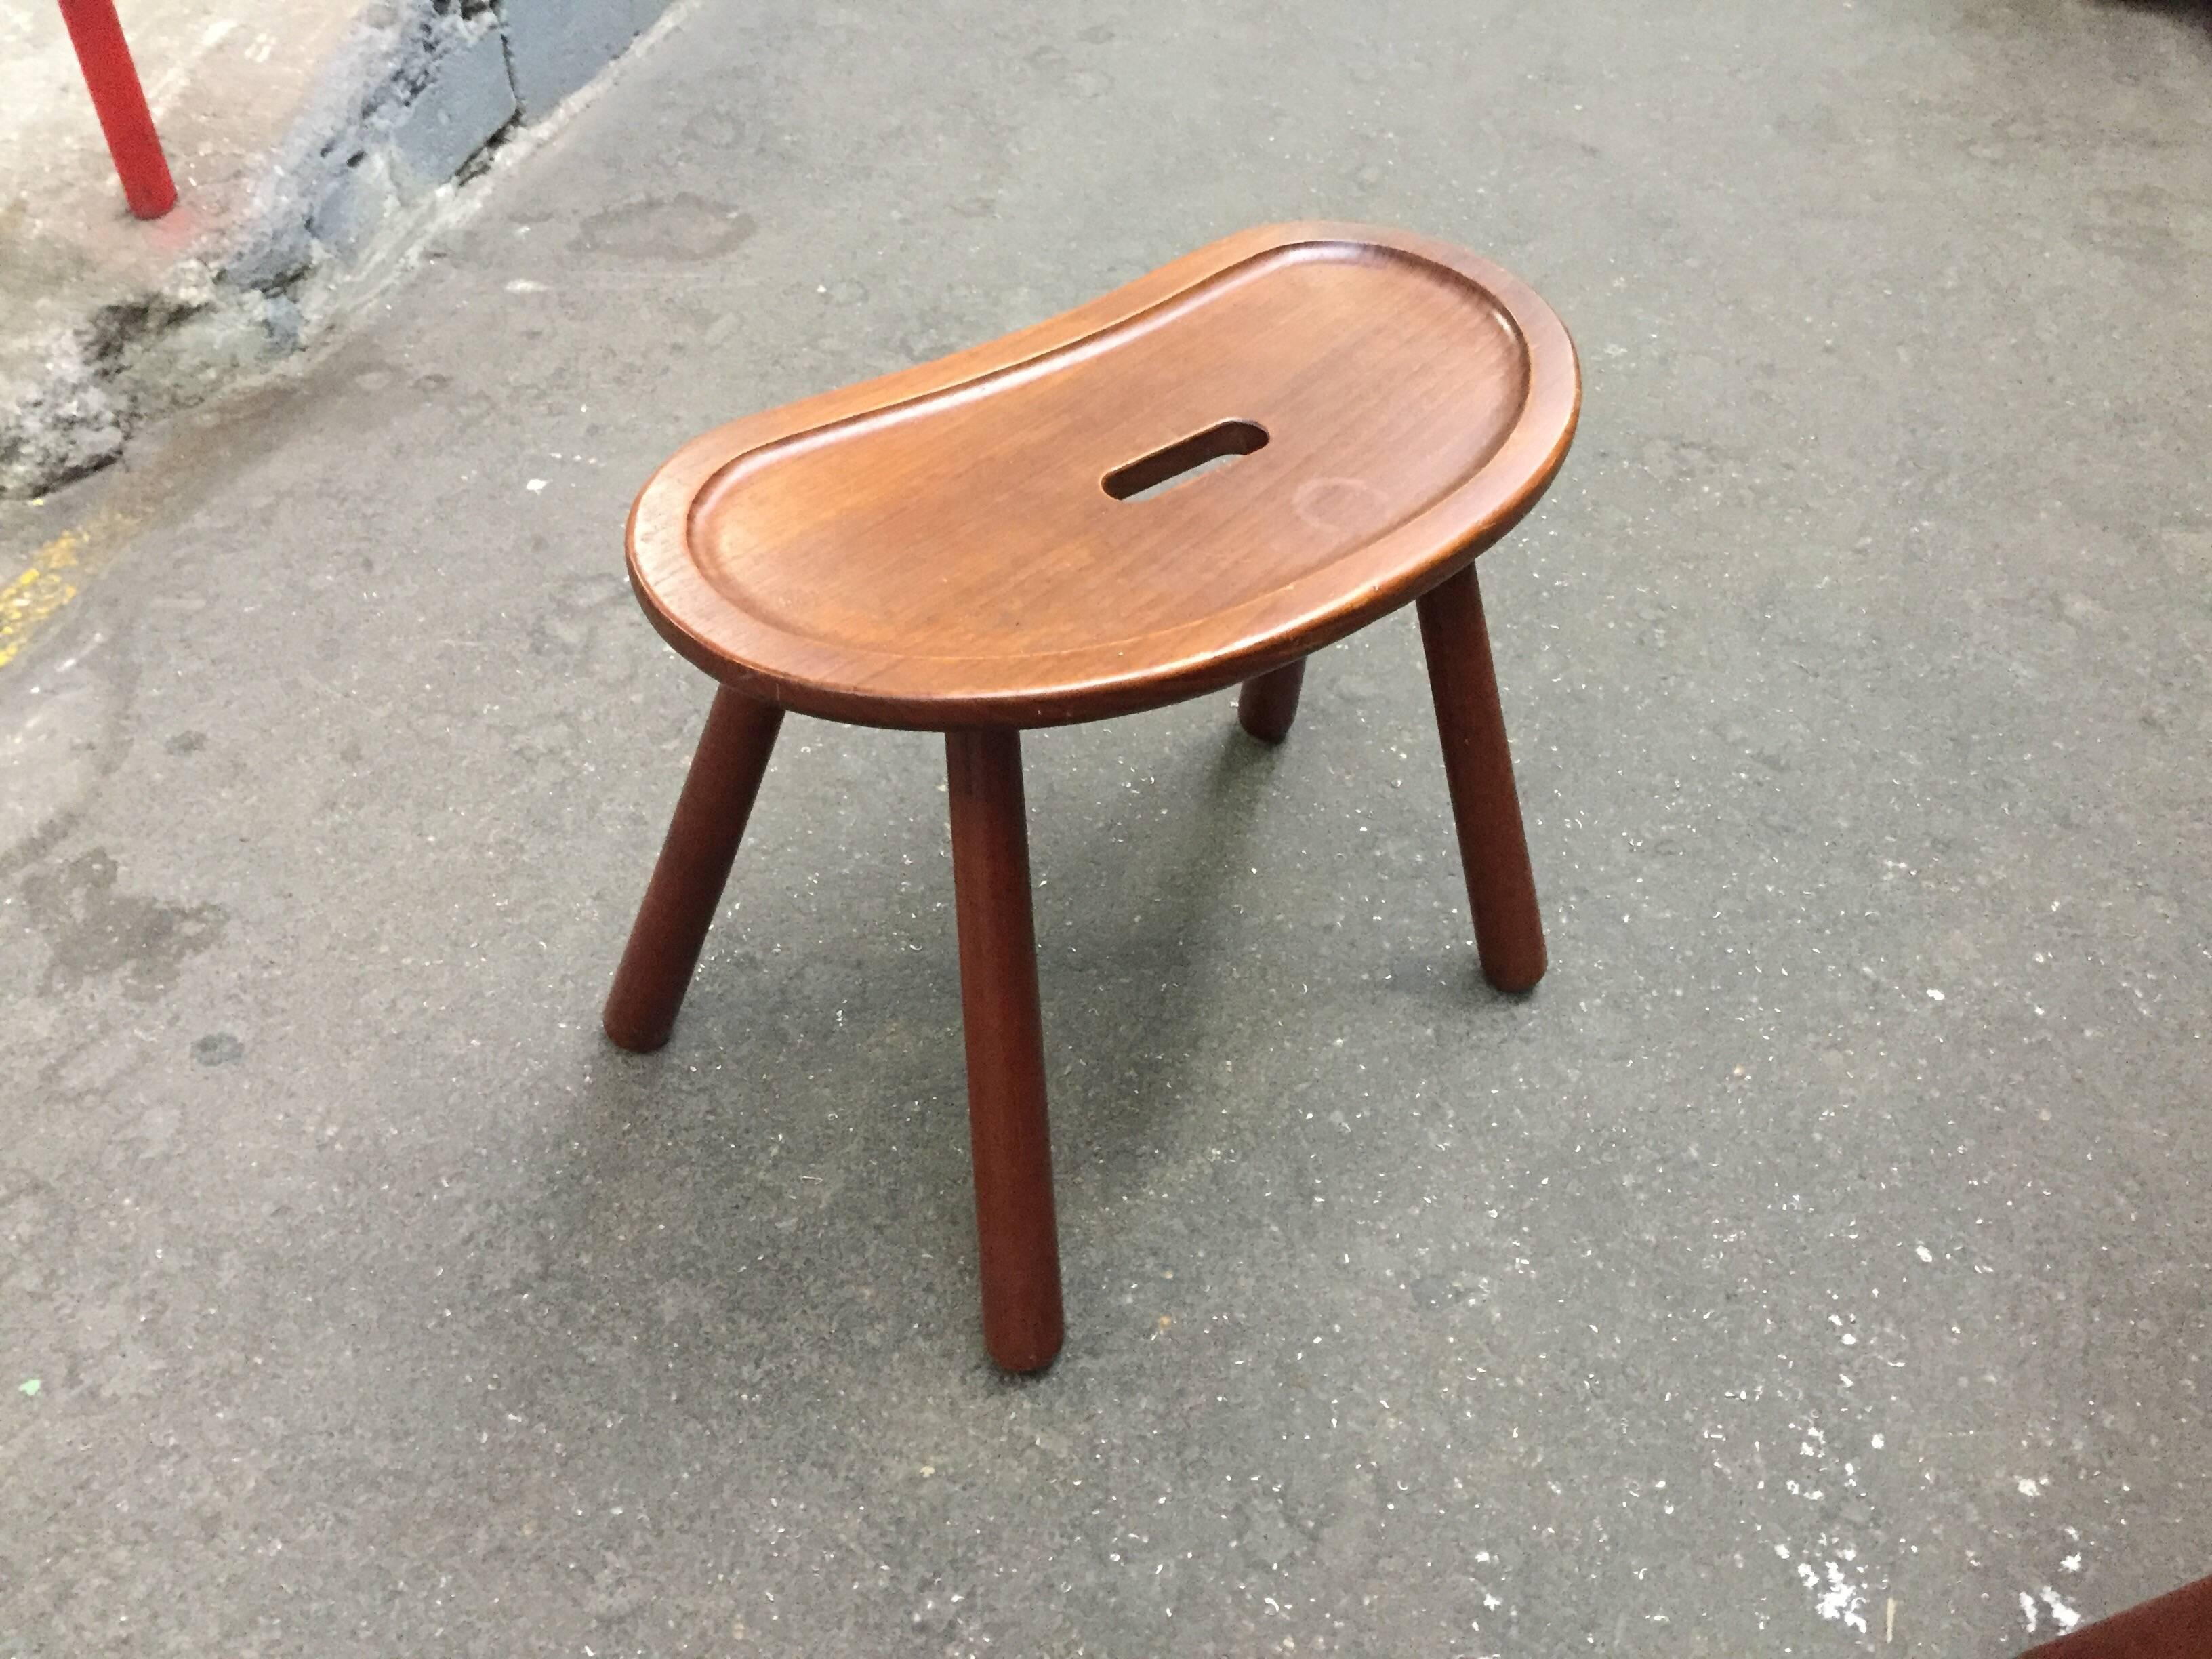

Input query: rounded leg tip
[983,1305,1064,1374]
[987,1334,1064,1374]
[1480,951,1547,996]
[1236,711,1293,745]
[602,1008,674,1052]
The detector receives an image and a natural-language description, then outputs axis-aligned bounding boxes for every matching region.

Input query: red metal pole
[57,0,178,220]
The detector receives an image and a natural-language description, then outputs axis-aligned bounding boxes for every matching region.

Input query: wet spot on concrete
[20,848,227,1000]
[575,196,756,262]
[192,1032,244,1065]
[163,730,206,756]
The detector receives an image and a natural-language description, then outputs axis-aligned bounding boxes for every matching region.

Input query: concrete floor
[3,0,2209,1652]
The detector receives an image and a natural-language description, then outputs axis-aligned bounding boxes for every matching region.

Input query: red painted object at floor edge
[57,0,178,220]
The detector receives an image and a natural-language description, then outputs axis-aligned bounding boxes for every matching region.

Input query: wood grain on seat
[627,222,1580,729]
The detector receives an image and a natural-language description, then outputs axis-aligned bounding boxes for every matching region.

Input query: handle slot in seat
[1102,419,1269,502]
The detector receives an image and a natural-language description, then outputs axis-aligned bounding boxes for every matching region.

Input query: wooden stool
[604,223,1580,1372]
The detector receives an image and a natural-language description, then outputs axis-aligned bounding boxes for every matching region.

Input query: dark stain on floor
[19,848,227,1000]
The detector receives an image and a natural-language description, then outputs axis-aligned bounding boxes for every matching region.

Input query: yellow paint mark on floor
[0,528,90,672]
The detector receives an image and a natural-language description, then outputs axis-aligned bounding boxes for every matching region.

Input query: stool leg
[1416,564,1547,994]
[945,728,1065,1373]
[1237,657,1307,744]
[603,688,784,1052]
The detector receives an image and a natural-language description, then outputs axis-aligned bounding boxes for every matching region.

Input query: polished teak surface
[608,223,1580,1372]
[627,222,1578,727]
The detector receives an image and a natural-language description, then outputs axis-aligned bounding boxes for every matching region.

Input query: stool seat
[628,222,1579,729]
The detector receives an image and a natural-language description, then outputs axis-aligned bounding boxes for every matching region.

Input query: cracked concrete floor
[3,0,2210,1654]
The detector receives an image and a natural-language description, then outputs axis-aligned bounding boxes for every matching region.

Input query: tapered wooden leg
[1416,564,1547,994]
[1237,657,1307,743]
[602,688,784,1052]
[945,728,1064,1373]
